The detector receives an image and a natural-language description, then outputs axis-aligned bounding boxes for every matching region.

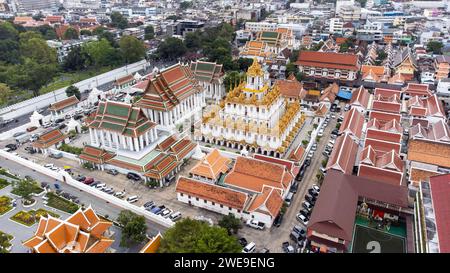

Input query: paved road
[0,156,169,237]
[0,60,176,134]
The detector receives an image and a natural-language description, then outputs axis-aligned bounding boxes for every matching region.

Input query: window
[204,200,207,204]
[180,193,184,197]
[220,204,223,208]
[196,197,199,201]
[188,195,191,199]
[229,207,232,211]
[212,202,215,206]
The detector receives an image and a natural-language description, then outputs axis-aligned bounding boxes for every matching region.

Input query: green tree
[236,57,253,71]
[0,232,12,253]
[63,46,89,71]
[119,35,146,63]
[20,37,57,65]
[289,49,300,63]
[82,38,120,67]
[0,21,19,40]
[64,27,79,40]
[0,39,20,64]
[93,26,106,35]
[65,85,81,100]
[144,25,154,40]
[36,25,57,40]
[159,218,242,253]
[0,83,13,106]
[110,12,128,29]
[184,32,202,52]
[80,29,92,36]
[19,31,43,43]
[180,1,193,9]
[117,210,147,247]
[427,41,444,55]
[218,214,242,235]
[98,31,118,47]
[9,58,57,96]
[155,37,187,60]
[12,178,37,201]
[224,71,245,91]
[285,63,298,78]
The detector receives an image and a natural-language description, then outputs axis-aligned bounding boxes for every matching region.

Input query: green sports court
[351,224,406,253]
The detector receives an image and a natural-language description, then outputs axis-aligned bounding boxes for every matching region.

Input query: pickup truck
[246,219,265,230]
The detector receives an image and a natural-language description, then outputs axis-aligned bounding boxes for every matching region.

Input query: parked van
[126,196,139,203]
[169,212,182,221]
[285,192,294,207]
[242,242,256,253]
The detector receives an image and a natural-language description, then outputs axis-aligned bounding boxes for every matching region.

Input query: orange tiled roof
[49,95,79,111]
[22,206,113,253]
[275,76,305,99]
[296,51,360,71]
[176,177,248,210]
[32,129,66,149]
[190,149,231,180]
[224,156,293,193]
[140,233,162,253]
[247,187,283,218]
[408,139,450,168]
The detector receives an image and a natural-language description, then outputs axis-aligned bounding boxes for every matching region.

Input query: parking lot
[233,106,344,253]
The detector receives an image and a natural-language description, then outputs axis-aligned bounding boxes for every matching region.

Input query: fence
[0,149,174,228]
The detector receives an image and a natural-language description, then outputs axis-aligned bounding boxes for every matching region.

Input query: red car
[83,177,94,185]
[26,126,37,132]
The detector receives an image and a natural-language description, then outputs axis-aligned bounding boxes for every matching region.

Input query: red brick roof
[296,51,360,71]
[32,129,66,149]
[49,95,79,112]
[339,108,365,140]
[326,134,358,174]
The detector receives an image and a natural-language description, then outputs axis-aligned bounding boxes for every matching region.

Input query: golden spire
[247,58,264,77]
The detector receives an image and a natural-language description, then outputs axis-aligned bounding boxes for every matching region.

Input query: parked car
[289,182,299,193]
[127,172,141,181]
[59,124,66,130]
[242,242,256,253]
[143,201,154,208]
[282,242,295,253]
[305,194,316,204]
[126,195,139,203]
[273,213,283,227]
[83,177,94,184]
[312,184,320,193]
[259,248,270,253]
[302,201,313,211]
[246,219,265,230]
[238,237,248,247]
[317,129,324,137]
[303,158,311,167]
[160,208,172,218]
[319,167,327,174]
[308,188,319,197]
[55,118,65,124]
[26,126,37,132]
[5,144,17,151]
[150,206,163,214]
[331,129,339,135]
[73,114,83,120]
[296,213,309,226]
[299,209,310,218]
[95,183,106,190]
[76,175,86,182]
[114,191,126,198]
[44,163,55,169]
[290,231,302,243]
[169,211,182,221]
[311,143,317,151]
[13,131,26,137]
[106,169,119,176]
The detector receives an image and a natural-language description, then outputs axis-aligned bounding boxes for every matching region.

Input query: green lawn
[45,192,79,214]
[39,67,114,94]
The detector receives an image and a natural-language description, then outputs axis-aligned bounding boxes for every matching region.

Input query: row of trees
[116,210,244,252]
[0,20,146,106]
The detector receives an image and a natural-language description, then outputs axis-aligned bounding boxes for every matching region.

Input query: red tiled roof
[339,108,365,140]
[32,129,66,149]
[429,174,450,253]
[368,111,401,124]
[326,134,358,174]
[364,138,401,154]
[349,86,370,109]
[296,51,360,71]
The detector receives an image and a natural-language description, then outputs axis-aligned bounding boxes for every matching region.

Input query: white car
[246,219,265,230]
[318,129,324,137]
[308,150,314,158]
[114,191,126,198]
[160,208,172,218]
[311,143,318,151]
[242,242,256,253]
[96,183,106,190]
[44,164,55,169]
[312,184,320,193]
[296,213,309,226]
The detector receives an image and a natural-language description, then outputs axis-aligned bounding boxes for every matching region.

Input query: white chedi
[29,110,44,128]
[191,144,206,160]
